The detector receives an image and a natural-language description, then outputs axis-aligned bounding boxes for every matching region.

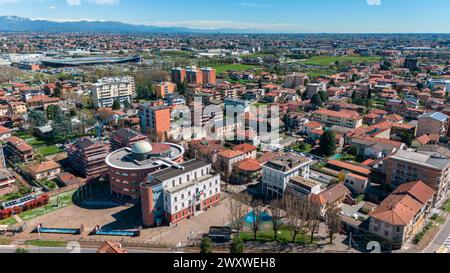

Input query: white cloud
[66,0,81,6]
[367,0,382,6]
[66,0,119,6]
[48,5,56,10]
[0,0,20,5]
[238,2,270,8]
[148,20,302,32]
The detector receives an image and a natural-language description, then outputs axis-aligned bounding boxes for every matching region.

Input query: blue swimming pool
[244,211,272,224]
[95,229,137,237]
[38,228,80,235]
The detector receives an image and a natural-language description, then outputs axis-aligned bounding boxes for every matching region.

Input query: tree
[112,99,121,110]
[326,206,341,244]
[28,110,48,128]
[318,90,329,103]
[15,248,28,253]
[306,200,322,243]
[46,105,64,122]
[284,194,308,243]
[250,199,263,241]
[177,80,188,95]
[228,192,249,238]
[229,237,245,253]
[269,199,284,242]
[200,237,213,253]
[311,93,323,109]
[319,131,337,157]
[123,100,131,110]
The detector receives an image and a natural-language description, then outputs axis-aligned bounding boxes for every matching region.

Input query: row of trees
[228,192,342,246]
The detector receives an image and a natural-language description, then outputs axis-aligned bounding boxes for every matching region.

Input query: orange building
[202,67,217,85]
[171,67,186,84]
[186,66,203,84]
[139,104,171,142]
[155,82,177,99]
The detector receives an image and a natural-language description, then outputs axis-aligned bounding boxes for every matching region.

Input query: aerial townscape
[0,0,449,257]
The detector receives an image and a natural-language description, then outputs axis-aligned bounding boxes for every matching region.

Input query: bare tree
[326,206,341,244]
[284,194,308,243]
[307,199,322,244]
[269,199,285,242]
[250,199,264,241]
[228,192,249,238]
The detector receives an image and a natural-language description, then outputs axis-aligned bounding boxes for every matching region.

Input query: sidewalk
[422,213,450,253]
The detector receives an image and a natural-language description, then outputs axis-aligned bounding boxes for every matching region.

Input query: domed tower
[131,141,153,161]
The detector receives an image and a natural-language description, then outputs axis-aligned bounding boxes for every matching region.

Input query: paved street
[0,245,186,253]
[423,214,450,253]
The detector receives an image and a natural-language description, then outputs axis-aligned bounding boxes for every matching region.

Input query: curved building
[106,140,184,201]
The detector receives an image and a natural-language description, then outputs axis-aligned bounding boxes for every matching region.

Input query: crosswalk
[445,237,450,248]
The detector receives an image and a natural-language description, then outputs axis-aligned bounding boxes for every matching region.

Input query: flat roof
[152,159,210,182]
[105,142,184,171]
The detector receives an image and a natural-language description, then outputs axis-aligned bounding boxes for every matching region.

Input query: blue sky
[0,0,449,33]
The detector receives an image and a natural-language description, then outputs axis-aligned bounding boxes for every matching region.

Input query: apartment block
[91,76,136,108]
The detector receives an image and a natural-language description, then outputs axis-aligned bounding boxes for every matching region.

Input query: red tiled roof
[235,158,262,172]
[28,161,60,174]
[218,149,244,159]
[327,160,371,176]
[234,143,257,154]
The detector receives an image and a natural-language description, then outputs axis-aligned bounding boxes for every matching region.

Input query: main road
[423,214,450,253]
[0,245,189,253]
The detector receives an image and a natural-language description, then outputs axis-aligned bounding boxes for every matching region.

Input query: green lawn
[444,200,450,212]
[239,227,313,244]
[303,56,382,66]
[36,145,62,156]
[25,240,67,247]
[18,190,75,222]
[0,217,18,226]
[213,64,256,73]
[13,132,48,147]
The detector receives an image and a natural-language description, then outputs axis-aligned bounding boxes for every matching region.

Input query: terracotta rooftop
[370,181,435,226]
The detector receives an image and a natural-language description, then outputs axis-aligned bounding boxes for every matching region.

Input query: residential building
[368,181,435,248]
[4,136,34,162]
[171,67,186,85]
[202,67,217,85]
[284,73,309,89]
[187,139,224,164]
[306,83,326,99]
[313,109,363,129]
[155,82,177,99]
[262,153,313,199]
[110,128,147,151]
[384,150,450,201]
[310,183,353,217]
[91,77,136,108]
[0,169,16,196]
[67,138,109,180]
[26,161,61,181]
[140,159,221,226]
[344,172,369,195]
[0,126,12,140]
[286,176,321,200]
[416,112,449,138]
[139,104,171,142]
[232,158,262,185]
[216,149,246,178]
[186,66,203,84]
[7,102,27,115]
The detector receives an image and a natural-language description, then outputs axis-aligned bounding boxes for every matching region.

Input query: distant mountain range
[0,16,254,34]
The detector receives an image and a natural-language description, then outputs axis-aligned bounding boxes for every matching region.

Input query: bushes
[0,194,49,220]
[413,223,433,244]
